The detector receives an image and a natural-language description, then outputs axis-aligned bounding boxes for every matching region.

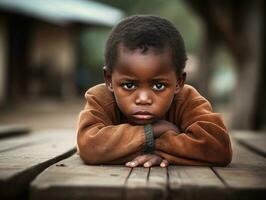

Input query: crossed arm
[77,91,232,167]
[125,120,180,168]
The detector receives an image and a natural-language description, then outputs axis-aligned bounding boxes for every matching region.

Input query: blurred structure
[0,0,123,105]
[186,0,264,130]
[0,0,264,131]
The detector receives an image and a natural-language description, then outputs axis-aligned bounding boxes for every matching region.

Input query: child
[77,15,232,168]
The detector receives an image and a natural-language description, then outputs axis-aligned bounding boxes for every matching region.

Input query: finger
[125,160,138,167]
[160,159,169,168]
[125,161,132,167]
[144,156,162,168]
[126,154,152,167]
[133,154,154,166]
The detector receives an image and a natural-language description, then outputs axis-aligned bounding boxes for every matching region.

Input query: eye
[152,83,166,91]
[122,83,136,90]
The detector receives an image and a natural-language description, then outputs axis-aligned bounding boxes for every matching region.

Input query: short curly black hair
[104,15,187,75]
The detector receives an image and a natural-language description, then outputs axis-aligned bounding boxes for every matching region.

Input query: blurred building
[0,0,123,106]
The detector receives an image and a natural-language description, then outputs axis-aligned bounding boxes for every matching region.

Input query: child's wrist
[152,120,180,138]
[143,124,154,154]
[151,120,167,138]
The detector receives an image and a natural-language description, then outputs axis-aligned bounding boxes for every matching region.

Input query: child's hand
[152,120,180,138]
[125,154,169,168]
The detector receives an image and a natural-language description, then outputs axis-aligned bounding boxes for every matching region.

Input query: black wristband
[143,124,154,153]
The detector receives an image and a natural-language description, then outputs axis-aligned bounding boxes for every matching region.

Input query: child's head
[104,15,187,75]
[104,15,187,125]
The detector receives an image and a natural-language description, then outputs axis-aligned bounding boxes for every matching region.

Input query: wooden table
[0,126,265,200]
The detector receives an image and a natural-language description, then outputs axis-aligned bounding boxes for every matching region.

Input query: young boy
[77,15,232,168]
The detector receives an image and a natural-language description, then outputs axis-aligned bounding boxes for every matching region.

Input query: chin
[129,119,155,125]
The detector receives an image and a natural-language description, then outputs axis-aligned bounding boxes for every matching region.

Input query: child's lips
[132,114,153,120]
[132,111,154,120]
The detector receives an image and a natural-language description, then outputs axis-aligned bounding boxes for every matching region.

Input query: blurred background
[0,0,264,132]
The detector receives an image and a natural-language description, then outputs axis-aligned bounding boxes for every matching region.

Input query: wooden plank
[0,129,76,200]
[213,138,266,200]
[148,167,168,199]
[232,130,266,157]
[0,124,30,139]
[0,130,65,152]
[168,165,228,200]
[125,167,149,200]
[30,154,131,200]
[125,167,167,200]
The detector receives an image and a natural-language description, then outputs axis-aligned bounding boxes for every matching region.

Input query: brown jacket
[77,83,232,166]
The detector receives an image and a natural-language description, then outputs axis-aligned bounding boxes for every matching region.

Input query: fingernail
[131,162,136,166]
[144,162,150,167]
[160,163,166,167]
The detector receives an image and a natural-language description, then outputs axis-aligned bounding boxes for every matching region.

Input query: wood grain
[30,154,131,200]
[213,138,266,199]
[0,124,30,139]
[125,166,168,200]
[168,165,227,200]
[232,130,266,157]
[0,129,76,200]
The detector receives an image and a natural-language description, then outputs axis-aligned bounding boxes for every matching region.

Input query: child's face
[104,46,185,125]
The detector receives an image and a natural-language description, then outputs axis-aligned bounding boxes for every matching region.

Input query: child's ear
[174,72,186,94]
[103,66,114,92]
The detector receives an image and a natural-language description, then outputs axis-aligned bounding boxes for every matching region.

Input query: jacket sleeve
[77,92,145,165]
[154,98,233,166]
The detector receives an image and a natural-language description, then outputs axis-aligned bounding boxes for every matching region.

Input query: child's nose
[135,91,152,105]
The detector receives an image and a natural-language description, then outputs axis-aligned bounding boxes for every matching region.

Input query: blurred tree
[97,0,203,53]
[186,0,264,130]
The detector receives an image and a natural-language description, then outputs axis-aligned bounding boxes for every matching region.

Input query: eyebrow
[117,76,137,81]
[118,76,170,83]
[151,77,170,81]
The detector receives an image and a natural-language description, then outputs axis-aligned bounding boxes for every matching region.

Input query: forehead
[113,45,176,79]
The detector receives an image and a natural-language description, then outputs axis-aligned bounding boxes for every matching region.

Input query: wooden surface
[0,130,265,200]
[213,140,266,199]
[168,166,227,200]
[31,154,130,200]
[0,129,76,200]
[30,154,168,200]
[125,166,167,200]
[0,124,30,139]
[232,130,266,157]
